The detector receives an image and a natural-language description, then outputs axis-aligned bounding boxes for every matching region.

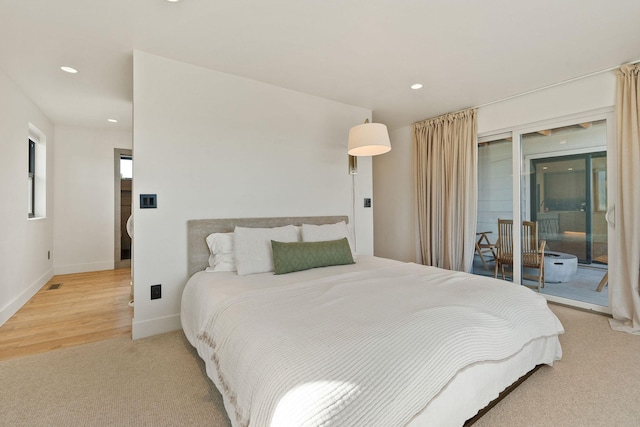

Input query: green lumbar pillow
[271,238,355,274]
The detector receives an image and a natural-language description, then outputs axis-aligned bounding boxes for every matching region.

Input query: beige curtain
[610,64,640,334]
[414,108,477,272]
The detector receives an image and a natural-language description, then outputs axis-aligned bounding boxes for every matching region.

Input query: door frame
[114,148,132,269]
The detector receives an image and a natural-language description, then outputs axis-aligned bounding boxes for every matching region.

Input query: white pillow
[301,221,356,256]
[234,225,299,276]
[205,232,236,272]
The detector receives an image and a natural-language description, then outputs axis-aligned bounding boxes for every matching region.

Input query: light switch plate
[140,194,157,209]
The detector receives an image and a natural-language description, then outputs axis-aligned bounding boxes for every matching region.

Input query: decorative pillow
[301,221,356,256]
[271,238,354,275]
[234,225,299,275]
[205,232,236,272]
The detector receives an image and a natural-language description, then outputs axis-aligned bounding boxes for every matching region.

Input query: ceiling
[1,0,639,131]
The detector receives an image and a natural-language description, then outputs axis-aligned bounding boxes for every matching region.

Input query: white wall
[132,51,373,339]
[477,72,615,135]
[374,71,617,263]
[0,71,55,326]
[53,126,132,274]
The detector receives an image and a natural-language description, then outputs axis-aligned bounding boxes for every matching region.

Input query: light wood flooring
[0,269,132,361]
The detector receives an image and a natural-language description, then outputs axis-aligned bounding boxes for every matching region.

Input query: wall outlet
[151,284,162,300]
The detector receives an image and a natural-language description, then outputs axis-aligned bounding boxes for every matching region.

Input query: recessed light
[107,118,118,123]
[165,0,182,2]
[410,83,423,90]
[60,66,78,74]
[542,166,548,170]
[559,140,568,144]
[568,167,573,171]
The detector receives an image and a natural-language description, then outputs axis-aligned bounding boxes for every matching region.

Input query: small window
[28,139,35,218]
[120,156,132,180]
[27,124,47,219]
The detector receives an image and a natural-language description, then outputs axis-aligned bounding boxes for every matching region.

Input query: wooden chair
[475,231,497,271]
[594,255,608,292]
[494,219,547,291]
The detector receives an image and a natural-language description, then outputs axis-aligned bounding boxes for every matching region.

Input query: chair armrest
[539,239,546,254]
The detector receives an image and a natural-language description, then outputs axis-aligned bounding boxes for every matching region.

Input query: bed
[181,216,564,427]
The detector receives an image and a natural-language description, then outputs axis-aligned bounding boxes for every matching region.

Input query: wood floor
[0,269,132,361]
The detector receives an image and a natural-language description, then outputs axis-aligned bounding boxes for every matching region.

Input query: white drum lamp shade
[347,122,392,156]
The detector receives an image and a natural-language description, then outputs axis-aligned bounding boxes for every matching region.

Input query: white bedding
[181,256,563,427]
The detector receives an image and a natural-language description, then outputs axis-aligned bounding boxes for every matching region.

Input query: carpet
[3,305,640,426]
[473,304,640,427]
[0,331,230,427]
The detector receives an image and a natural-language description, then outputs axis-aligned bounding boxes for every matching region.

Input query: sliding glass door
[474,114,613,312]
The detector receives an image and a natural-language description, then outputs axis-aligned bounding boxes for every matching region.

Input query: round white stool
[544,251,578,283]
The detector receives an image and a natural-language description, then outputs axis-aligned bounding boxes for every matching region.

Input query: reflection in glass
[473,137,512,277]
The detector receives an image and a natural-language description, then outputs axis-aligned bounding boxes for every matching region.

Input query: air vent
[48,283,62,290]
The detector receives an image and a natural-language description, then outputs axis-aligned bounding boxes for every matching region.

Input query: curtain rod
[475,59,640,110]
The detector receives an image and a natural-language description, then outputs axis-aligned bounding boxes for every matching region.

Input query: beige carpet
[474,304,640,427]
[0,331,231,427]
[2,304,640,426]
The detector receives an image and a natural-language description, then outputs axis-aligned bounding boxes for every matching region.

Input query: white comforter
[183,257,563,427]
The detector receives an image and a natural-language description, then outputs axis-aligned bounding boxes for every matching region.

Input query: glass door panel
[520,120,608,306]
[473,137,513,278]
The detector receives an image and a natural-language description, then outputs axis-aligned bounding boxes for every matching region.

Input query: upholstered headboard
[187,216,349,276]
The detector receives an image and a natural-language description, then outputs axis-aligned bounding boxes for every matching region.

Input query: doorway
[114,149,132,269]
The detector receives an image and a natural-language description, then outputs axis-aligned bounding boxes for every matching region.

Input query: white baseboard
[132,314,182,340]
[53,261,115,275]
[0,267,54,327]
